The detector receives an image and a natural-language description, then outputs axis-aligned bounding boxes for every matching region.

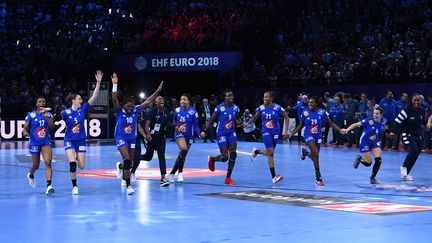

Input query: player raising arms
[244,91,289,183]
[206,90,242,185]
[167,94,206,183]
[341,107,386,184]
[288,96,342,186]
[112,73,163,194]
[23,96,55,195]
[61,70,102,195]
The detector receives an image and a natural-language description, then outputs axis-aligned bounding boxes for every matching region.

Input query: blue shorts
[65,140,87,152]
[262,132,278,149]
[304,134,322,145]
[359,140,380,153]
[217,131,237,149]
[174,132,193,145]
[29,142,51,154]
[116,138,136,150]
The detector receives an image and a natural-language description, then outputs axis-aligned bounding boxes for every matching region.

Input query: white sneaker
[131,173,137,183]
[251,147,258,162]
[116,162,123,178]
[403,175,414,181]
[45,185,55,196]
[400,166,407,179]
[168,174,175,183]
[126,186,135,195]
[177,173,184,182]
[72,186,79,195]
[272,175,284,184]
[27,173,36,188]
[121,179,127,187]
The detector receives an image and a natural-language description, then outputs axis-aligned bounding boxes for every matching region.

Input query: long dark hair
[310,96,326,110]
[408,93,420,108]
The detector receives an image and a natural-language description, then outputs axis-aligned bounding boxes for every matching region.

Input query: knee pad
[69,161,77,173]
[180,149,188,160]
[123,159,132,170]
[229,151,237,161]
[220,156,228,162]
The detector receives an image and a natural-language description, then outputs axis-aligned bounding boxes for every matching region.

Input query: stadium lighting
[139,92,145,99]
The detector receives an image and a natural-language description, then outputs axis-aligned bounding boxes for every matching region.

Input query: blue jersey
[114,105,142,140]
[214,103,240,134]
[61,102,91,141]
[360,117,386,143]
[255,103,285,134]
[25,111,53,144]
[173,106,200,138]
[300,108,329,138]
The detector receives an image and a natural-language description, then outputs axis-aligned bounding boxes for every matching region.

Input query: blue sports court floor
[1,140,431,243]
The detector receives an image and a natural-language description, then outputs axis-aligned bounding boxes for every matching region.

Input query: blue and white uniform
[25,111,53,154]
[300,108,329,145]
[173,106,200,145]
[61,102,91,152]
[255,103,285,149]
[359,117,386,153]
[214,103,240,148]
[114,105,142,149]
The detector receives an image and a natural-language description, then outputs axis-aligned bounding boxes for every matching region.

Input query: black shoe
[160,178,170,187]
[210,140,215,143]
[370,177,380,184]
[203,140,207,143]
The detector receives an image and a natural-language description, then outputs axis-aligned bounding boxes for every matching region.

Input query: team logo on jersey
[220,106,225,112]
[260,105,265,110]
[66,109,71,114]
[265,120,275,129]
[303,111,309,116]
[176,108,180,112]
[71,124,81,134]
[30,113,36,118]
[36,127,47,138]
[369,120,374,125]
[123,124,133,134]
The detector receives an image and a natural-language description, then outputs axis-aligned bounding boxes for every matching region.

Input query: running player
[288,96,342,186]
[23,96,55,195]
[244,91,289,183]
[168,94,206,183]
[112,73,163,194]
[61,70,102,195]
[131,96,171,187]
[392,94,425,181]
[341,107,386,184]
[206,90,242,185]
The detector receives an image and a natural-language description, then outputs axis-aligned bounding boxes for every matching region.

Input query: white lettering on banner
[1,120,15,139]
[1,119,104,140]
[150,57,220,68]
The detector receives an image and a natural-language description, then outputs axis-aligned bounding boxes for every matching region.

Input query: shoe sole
[46,188,54,196]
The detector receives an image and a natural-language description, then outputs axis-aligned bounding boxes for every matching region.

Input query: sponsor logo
[303,111,309,116]
[220,106,225,112]
[36,128,46,138]
[71,124,80,133]
[30,113,36,118]
[224,121,233,129]
[176,107,180,112]
[309,125,319,134]
[198,190,432,215]
[265,120,275,129]
[66,109,71,114]
[260,105,265,110]
[123,124,133,134]
[369,120,374,125]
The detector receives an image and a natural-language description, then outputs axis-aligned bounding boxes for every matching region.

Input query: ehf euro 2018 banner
[113,52,243,74]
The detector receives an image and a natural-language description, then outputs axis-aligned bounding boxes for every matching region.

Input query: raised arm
[140,81,163,108]
[111,73,120,110]
[88,70,102,106]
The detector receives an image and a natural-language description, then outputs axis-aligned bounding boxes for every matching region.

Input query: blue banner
[113,52,243,74]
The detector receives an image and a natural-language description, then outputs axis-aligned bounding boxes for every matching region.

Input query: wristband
[112,83,118,92]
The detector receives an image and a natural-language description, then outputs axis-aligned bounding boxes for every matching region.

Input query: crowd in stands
[1,0,432,122]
